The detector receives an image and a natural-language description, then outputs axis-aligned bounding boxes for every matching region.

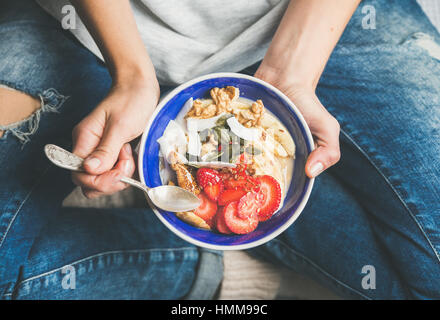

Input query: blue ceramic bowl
[138,73,314,250]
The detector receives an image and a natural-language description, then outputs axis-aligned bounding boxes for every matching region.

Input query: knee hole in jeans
[0,85,68,144]
[0,86,41,139]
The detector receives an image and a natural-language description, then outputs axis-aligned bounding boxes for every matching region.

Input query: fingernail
[309,162,324,178]
[124,143,132,154]
[85,157,101,170]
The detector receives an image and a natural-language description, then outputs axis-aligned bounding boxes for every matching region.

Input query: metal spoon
[44,144,201,212]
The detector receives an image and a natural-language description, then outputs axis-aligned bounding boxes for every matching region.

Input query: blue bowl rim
[138,72,315,250]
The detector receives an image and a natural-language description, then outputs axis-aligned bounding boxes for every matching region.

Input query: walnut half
[210,86,240,114]
[237,99,265,127]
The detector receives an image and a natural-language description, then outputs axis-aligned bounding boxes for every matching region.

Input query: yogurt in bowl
[138,73,314,250]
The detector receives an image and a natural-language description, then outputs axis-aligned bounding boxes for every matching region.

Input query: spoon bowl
[147,185,203,212]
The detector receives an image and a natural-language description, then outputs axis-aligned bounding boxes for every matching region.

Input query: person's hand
[71,78,160,198]
[255,67,341,178]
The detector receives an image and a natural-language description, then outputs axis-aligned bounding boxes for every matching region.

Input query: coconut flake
[175,97,193,130]
[186,113,228,132]
[187,130,202,157]
[187,161,236,169]
[157,120,188,164]
[158,156,174,185]
[226,116,260,142]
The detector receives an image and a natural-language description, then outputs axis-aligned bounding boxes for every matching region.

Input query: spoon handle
[44,144,149,193]
[120,176,150,193]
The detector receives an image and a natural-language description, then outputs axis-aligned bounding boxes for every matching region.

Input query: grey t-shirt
[37,0,288,85]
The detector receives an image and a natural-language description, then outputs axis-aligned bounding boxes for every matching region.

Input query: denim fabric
[0,0,439,300]
[0,0,222,300]
[249,0,440,299]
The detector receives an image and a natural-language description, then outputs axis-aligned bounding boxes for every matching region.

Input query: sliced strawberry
[237,152,250,165]
[196,168,223,201]
[232,153,248,176]
[255,175,281,221]
[238,191,262,219]
[205,217,215,229]
[224,177,247,190]
[223,201,259,235]
[218,171,232,182]
[194,192,217,222]
[225,175,260,192]
[215,207,232,234]
[196,168,221,188]
[203,182,224,201]
[218,188,247,206]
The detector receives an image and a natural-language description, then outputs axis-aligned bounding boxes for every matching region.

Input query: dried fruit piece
[176,211,211,230]
[171,163,200,195]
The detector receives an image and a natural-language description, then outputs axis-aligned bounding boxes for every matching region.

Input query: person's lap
[251,0,440,299]
[0,0,439,300]
[0,0,223,300]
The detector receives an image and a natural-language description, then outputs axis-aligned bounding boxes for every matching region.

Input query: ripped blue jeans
[0,0,439,299]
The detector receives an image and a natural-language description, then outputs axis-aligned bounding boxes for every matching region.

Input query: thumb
[83,126,125,175]
[305,144,341,178]
[305,116,341,178]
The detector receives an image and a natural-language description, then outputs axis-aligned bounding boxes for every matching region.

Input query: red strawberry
[203,182,224,202]
[196,168,221,188]
[218,188,247,206]
[232,153,248,176]
[194,192,217,222]
[205,217,215,229]
[215,207,232,234]
[255,175,281,221]
[237,152,250,165]
[223,201,259,235]
[225,175,260,192]
[218,171,232,181]
[197,168,223,201]
[237,191,262,219]
[224,177,247,190]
